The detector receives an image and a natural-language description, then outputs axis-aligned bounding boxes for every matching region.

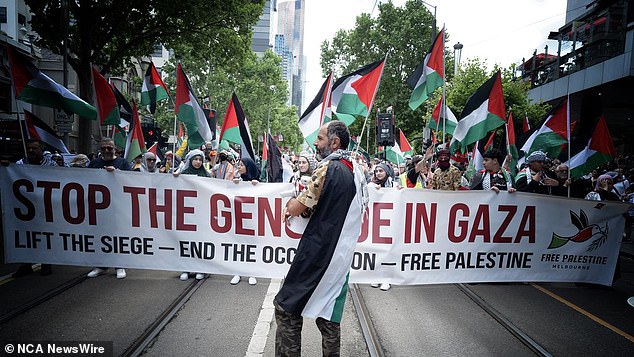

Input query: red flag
[399,129,413,152]
[522,114,530,133]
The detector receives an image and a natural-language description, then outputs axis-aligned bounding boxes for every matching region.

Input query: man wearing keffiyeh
[470,148,516,193]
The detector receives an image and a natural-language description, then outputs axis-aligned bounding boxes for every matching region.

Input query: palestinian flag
[383,129,414,164]
[567,116,616,180]
[407,28,445,110]
[299,72,333,145]
[175,63,213,149]
[23,110,69,154]
[331,58,385,125]
[113,125,127,151]
[219,92,256,162]
[146,142,162,164]
[427,97,458,135]
[124,100,147,162]
[109,82,132,128]
[275,157,366,322]
[450,71,506,153]
[522,114,531,133]
[91,67,119,126]
[505,111,519,175]
[465,130,497,180]
[141,62,169,114]
[519,97,569,162]
[202,106,217,141]
[260,132,283,183]
[8,46,96,120]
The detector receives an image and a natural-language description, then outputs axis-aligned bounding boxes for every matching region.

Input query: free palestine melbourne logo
[549,210,608,251]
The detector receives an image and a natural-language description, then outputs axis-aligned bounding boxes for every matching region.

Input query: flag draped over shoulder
[260,133,283,183]
[175,63,213,149]
[23,110,69,154]
[124,101,146,163]
[219,92,256,162]
[298,72,333,145]
[141,62,169,114]
[427,97,458,134]
[567,116,616,179]
[450,71,506,153]
[331,59,385,125]
[8,46,97,120]
[407,28,444,110]
[91,67,119,126]
[519,97,569,160]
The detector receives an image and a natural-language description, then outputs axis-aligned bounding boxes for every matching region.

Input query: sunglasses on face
[146,158,156,162]
[100,146,115,151]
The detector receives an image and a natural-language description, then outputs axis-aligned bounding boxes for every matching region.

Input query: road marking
[530,283,634,343]
[246,278,282,357]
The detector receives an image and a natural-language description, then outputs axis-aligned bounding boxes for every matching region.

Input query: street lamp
[419,0,437,42]
[267,85,276,134]
[453,42,463,76]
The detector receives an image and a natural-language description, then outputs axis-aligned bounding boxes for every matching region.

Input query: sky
[301,0,568,112]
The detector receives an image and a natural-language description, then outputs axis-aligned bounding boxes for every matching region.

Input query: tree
[319,0,549,154]
[26,0,265,153]
[154,50,302,154]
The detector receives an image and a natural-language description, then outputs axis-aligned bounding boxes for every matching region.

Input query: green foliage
[319,0,550,154]
[152,50,302,153]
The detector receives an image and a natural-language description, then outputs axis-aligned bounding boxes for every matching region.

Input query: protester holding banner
[585,174,621,201]
[174,149,210,280]
[432,149,461,191]
[230,157,262,286]
[86,138,131,279]
[213,150,235,180]
[470,148,516,193]
[370,161,397,291]
[140,152,159,173]
[274,121,368,357]
[11,139,56,277]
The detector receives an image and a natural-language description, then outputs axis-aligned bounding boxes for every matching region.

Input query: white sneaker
[195,273,205,280]
[370,283,380,288]
[380,283,391,291]
[230,275,241,285]
[248,277,257,285]
[180,272,189,281]
[116,268,127,279]
[87,268,105,278]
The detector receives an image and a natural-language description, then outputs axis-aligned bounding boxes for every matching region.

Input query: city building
[520,0,633,154]
[276,0,305,114]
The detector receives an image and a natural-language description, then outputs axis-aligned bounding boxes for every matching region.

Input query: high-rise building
[277,0,305,113]
[251,0,278,57]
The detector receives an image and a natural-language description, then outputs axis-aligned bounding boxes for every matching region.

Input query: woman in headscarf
[369,161,396,291]
[585,173,620,201]
[289,151,317,196]
[175,149,210,177]
[173,149,209,281]
[229,156,261,286]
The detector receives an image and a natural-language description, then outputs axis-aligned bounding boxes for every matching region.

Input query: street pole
[62,0,70,146]
[420,1,437,43]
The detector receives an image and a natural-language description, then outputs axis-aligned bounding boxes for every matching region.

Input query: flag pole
[441,26,447,145]
[566,94,571,197]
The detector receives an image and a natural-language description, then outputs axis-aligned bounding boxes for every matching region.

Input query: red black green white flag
[219,92,256,162]
[331,58,385,125]
[8,46,96,120]
[23,110,69,154]
[407,28,445,110]
[124,100,147,162]
[141,62,169,114]
[519,97,569,161]
[299,71,333,145]
[260,132,283,183]
[567,116,616,180]
[427,96,458,135]
[450,70,506,153]
[175,63,213,149]
[91,67,120,126]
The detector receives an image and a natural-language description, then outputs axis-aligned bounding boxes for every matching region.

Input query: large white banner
[1,165,628,286]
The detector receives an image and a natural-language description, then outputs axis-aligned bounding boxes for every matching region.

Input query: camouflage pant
[274,300,341,357]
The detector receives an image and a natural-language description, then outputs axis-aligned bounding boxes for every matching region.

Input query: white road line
[245,278,282,357]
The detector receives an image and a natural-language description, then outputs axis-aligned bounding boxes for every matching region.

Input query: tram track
[121,277,206,357]
[0,270,88,324]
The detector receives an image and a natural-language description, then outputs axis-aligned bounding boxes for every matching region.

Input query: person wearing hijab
[175,149,210,177]
[585,174,621,201]
[174,149,209,280]
[290,151,317,196]
[369,161,395,291]
[141,152,159,173]
[230,156,261,286]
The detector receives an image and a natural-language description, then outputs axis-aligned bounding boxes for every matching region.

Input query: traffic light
[376,112,395,147]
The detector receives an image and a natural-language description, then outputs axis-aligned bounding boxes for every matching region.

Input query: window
[0,7,7,24]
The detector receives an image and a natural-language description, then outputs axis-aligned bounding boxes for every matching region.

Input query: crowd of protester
[4,137,633,287]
